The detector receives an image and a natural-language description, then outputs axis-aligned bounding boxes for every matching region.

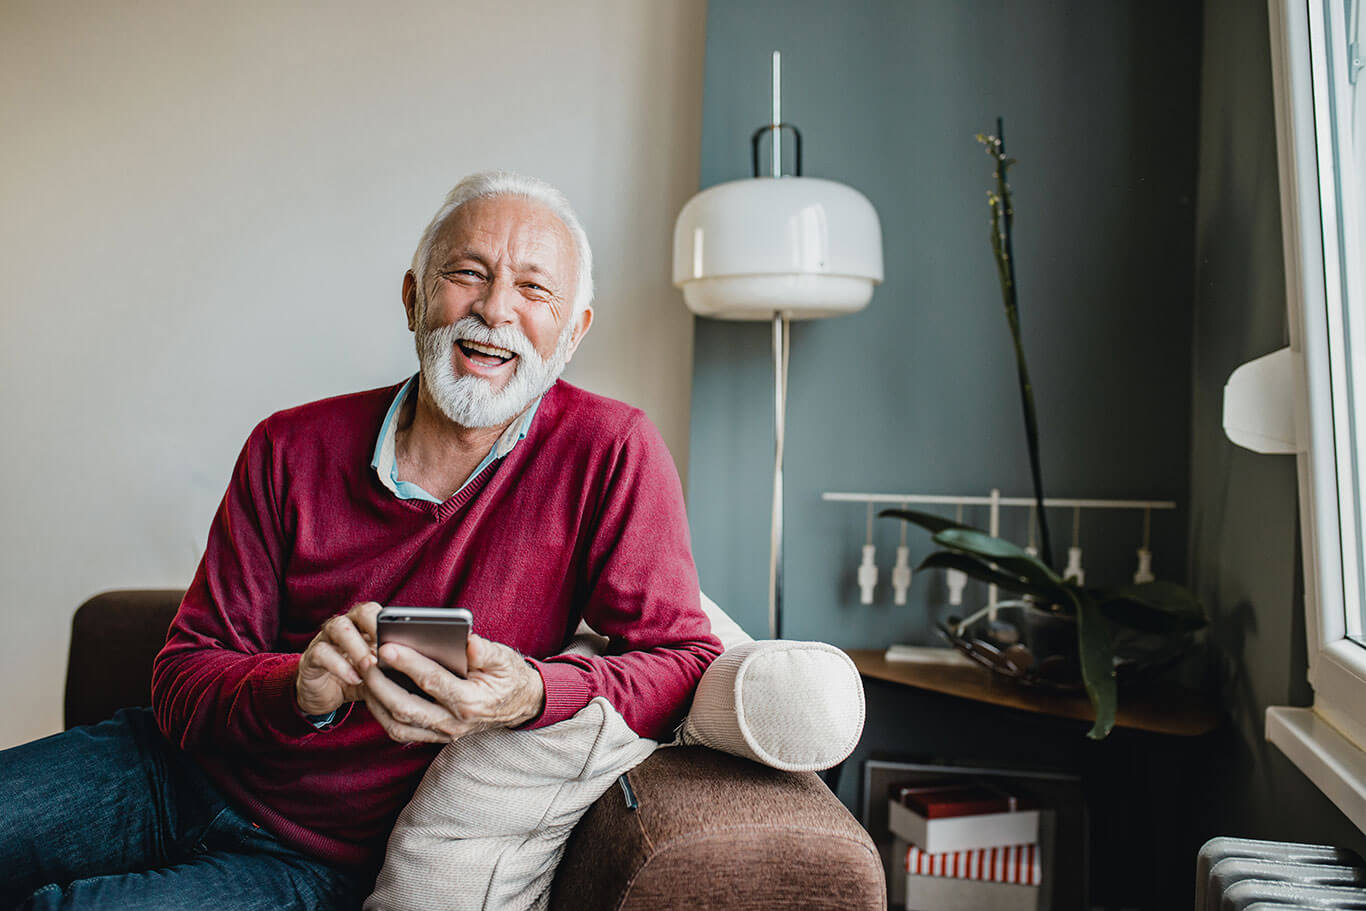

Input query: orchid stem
[980,117,1054,570]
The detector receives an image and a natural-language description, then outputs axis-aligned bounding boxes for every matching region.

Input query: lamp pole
[671,51,883,640]
[770,313,788,639]
[768,50,787,640]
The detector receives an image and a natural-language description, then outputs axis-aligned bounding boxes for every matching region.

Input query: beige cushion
[366,593,862,909]
[679,639,865,772]
[365,697,655,911]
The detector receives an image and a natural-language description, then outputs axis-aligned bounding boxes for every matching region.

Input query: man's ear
[563,307,593,363]
[402,271,419,332]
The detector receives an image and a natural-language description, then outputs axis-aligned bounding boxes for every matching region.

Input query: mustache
[422,316,538,362]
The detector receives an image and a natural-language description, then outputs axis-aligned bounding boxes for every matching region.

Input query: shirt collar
[370,375,541,500]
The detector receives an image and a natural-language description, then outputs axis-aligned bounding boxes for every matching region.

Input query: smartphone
[375,606,472,700]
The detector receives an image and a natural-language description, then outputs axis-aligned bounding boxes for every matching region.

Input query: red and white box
[904,842,1041,885]
[887,781,1040,853]
[890,838,1044,911]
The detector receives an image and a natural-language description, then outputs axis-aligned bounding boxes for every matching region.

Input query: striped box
[904,842,1042,886]
[890,839,1043,911]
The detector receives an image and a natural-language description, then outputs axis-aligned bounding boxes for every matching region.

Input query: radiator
[1196,837,1366,910]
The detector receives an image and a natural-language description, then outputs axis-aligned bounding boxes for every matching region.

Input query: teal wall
[688,1,1366,905]
[688,0,1201,646]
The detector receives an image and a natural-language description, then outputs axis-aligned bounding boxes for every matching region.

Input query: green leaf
[878,508,975,535]
[932,528,1064,588]
[916,551,1067,603]
[1065,589,1117,740]
[1096,581,1207,633]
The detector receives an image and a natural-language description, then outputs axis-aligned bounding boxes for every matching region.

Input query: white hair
[411,170,594,317]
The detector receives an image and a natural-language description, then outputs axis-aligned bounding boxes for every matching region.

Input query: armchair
[63,590,885,910]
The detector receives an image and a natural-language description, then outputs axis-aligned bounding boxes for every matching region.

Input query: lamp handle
[750,123,803,178]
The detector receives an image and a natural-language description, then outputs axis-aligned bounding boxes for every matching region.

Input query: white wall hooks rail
[822,489,1177,610]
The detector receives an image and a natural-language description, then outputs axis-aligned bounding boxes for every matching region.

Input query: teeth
[460,340,515,359]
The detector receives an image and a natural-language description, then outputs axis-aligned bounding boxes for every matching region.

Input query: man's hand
[362,633,546,744]
[295,602,382,717]
[296,602,545,742]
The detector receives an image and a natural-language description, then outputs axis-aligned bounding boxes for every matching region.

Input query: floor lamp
[672,52,883,639]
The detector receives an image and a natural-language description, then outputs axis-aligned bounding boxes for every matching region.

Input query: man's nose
[472,275,518,327]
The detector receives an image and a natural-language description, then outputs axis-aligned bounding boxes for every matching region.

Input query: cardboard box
[861,759,1083,910]
[903,873,1039,911]
[889,838,1044,911]
[888,797,1039,854]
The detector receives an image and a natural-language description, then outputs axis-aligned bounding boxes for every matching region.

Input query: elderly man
[0,172,721,910]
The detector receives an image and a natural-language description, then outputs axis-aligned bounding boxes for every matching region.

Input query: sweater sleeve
[152,419,325,750]
[523,416,723,740]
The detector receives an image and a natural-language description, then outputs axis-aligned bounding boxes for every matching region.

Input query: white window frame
[1263,0,1366,831]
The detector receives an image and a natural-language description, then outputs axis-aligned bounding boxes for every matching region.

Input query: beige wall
[0,0,705,748]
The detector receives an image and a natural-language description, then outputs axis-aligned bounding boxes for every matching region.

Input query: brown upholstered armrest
[550,745,885,911]
[64,589,183,729]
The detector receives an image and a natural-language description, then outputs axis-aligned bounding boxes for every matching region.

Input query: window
[1338,0,1366,650]
[1263,0,1366,794]
[1315,0,1366,651]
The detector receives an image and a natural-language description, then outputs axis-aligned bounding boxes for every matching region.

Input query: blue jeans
[0,708,369,910]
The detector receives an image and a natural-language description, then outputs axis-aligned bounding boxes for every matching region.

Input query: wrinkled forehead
[428,196,578,282]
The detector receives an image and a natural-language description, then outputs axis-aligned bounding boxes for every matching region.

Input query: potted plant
[880,121,1207,740]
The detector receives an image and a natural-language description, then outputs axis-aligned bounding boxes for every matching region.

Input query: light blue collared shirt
[369,375,541,503]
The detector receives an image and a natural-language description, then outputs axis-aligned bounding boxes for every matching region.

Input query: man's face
[405,196,591,429]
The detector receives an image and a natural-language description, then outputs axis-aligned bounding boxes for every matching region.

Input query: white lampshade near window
[672,52,883,639]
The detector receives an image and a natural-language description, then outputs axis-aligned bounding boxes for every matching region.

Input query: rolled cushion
[679,639,864,772]
[366,697,656,911]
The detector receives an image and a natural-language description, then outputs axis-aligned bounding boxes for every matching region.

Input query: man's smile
[456,339,518,369]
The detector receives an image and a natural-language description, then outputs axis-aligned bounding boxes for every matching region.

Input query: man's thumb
[466,632,497,671]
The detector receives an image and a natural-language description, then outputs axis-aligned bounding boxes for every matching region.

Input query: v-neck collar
[370,375,542,505]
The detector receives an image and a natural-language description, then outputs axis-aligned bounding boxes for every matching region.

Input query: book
[888,782,1039,853]
[898,781,1030,818]
[884,644,976,666]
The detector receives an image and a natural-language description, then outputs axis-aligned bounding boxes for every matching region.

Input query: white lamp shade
[672,176,884,321]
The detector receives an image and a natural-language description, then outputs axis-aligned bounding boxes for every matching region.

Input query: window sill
[1266,706,1366,835]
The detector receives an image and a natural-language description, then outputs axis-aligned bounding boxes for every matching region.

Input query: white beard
[416,313,575,429]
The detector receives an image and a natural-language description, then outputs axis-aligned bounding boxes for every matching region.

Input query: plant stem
[983,118,1054,570]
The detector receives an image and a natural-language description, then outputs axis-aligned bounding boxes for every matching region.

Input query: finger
[369,647,493,740]
[465,633,515,673]
[363,656,460,728]
[347,601,382,641]
[379,644,463,706]
[364,693,451,744]
[305,640,362,686]
[465,633,490,671]
[323,614,376,670]
[388,644,522,730]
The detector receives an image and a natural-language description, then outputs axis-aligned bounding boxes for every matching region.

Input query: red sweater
[151,380,721,868]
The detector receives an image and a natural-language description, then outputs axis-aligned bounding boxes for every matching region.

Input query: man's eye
[446,269,484,282]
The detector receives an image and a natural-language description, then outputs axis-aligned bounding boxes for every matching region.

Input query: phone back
[377,607,471,679]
